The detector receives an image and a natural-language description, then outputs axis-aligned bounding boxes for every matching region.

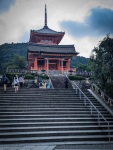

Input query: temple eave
[41,53,77,56]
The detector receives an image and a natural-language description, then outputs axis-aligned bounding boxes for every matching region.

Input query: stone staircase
[0,85,113,145]
[49,74,72,89]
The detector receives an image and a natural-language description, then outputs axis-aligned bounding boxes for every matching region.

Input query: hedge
[24,74,34,79]
[68,75,86,80]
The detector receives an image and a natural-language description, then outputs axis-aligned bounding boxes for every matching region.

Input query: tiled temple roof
[32,26,65,35]
[28,44,79,54]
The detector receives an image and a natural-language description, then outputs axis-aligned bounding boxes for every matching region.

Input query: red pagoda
[27,5,78,74]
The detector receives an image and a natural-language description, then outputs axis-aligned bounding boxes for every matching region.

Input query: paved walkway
[0,145,55,150]
[0,143,113,150]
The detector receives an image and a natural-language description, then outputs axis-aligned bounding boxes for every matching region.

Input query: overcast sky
[0,0,113,58]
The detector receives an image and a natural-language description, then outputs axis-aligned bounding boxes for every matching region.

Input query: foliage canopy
[90,35,113,97]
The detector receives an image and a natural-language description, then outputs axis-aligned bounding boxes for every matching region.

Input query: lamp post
[35,72,39,88]
[69,69,73,75]
[61,58,64,74]
[37,73,39,88]
[41,69,46,76]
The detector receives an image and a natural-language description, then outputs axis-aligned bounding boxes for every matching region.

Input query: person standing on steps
[13,75,19,93]
[19,75,24,88]
[2,75,8,93]
[42,81,46,89]
[64,78,68,89]
[46,81,51,89]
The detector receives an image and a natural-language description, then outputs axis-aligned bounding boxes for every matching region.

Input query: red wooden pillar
[44,58,46,70]
[37,59,38,70]
[46,58,49,74]
[34,57,37,70]
[67,59,71,71]
[58,59,60,70]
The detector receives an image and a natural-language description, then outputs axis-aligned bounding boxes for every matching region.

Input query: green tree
[4,54,27,70]
[13,54,27,69]
[90,35,113,90]
[77,63,91,72]
[71,56,89,68]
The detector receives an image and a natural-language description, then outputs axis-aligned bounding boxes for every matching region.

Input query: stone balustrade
[91,83,113,107]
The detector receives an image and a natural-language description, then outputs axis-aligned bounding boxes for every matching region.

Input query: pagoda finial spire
[45,4,47,27]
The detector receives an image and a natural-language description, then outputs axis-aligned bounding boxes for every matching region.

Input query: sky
[0,0,113,58]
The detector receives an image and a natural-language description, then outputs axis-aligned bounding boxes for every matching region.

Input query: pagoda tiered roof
[32,25,65,35]
[28,43,79,55]
[29,4,65,45]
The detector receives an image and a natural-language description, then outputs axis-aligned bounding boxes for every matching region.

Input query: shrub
[39,74,49,79]
[24,74,34,79]
[5,73,20,81]
[68,75,85,80]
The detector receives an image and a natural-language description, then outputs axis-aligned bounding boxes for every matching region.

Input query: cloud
[60,7,113,38]
[0,0,113,58]
[0,0,16,13]
[87,7,113,33]
[20,31,29,43]
[0,0,43,44]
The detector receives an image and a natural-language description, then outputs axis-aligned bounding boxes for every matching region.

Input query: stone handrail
[91,83,113,107]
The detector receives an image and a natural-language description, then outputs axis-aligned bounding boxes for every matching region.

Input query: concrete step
[0,114,104,119]
[0,121,104,127]
[0,135,112,144]
[0,86,113,144]
[0,110,109,114]
[0,117,100,123]
[0,130,112,138]
[0,125,110,132]
[0,107,107,112]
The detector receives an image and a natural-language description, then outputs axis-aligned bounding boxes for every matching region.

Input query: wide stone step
[0,130,112,138]
[0,113,100,118]
[0,106,106,110]
[0,92,77,95]
[0,135,111,144]
[0,102,102,106]
[0,88,75,92]
[0,117,99,123]
[1,121,113,128]
[0,125,109,132]
[0,121,100,127]
[0,107,106,112]
[0,110,109,115]
[0,98,103,102]
[0,104,108,109]
[0,104,88,107]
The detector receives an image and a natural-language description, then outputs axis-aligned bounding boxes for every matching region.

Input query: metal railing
[91,83,113,107]
[71,81,111,142]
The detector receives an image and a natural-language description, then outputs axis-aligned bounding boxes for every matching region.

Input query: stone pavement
[0,143,113,150]
[0,145,55,150]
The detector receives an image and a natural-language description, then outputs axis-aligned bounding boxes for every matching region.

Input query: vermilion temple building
[27,5,79,74]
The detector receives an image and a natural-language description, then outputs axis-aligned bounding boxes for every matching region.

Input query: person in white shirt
[14,75,19,93]
[19,76,24,88]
